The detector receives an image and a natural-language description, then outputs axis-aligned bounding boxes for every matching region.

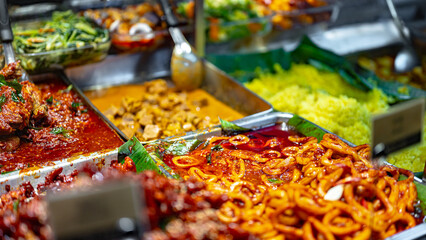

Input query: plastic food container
[13,19,111,73]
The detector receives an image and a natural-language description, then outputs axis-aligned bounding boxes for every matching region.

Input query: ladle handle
[158,0,179,27]
[385,0,411,44]
[0,0,13,43]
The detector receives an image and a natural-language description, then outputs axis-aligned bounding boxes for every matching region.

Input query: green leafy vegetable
[177,0,269,43]
[219,118,250,134]
[13,10,110,72]
[118,136,162,174]
[50,127,73,138]
[268,178,283,184]
[165,139,202,156]
[0,94,6,110]
[46,96,53,104]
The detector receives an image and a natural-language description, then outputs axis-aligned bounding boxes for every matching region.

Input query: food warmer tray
[0,71,126,193]
[73,59,274,141]
[0,60,272,192]
[1,111,426,239]
[158,111,426,240]
[0,111,321,194]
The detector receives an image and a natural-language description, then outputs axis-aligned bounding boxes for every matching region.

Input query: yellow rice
[245,63,426,172]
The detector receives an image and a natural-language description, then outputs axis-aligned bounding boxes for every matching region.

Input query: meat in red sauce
[0,75,123,172]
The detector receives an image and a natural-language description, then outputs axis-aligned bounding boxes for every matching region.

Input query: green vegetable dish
[12,11,110,73]
[177,0,271,43]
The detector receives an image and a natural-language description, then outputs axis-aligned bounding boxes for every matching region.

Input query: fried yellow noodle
[167,133,420,240]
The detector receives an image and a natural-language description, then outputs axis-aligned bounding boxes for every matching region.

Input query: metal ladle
[0,0,28,81]
[385,0,420,73]
[158,0,203,91]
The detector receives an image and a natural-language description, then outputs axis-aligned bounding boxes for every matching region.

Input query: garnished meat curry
[0,63,123,173]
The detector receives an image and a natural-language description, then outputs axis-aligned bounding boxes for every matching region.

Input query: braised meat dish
[0,62,123,172]
[0,62,47,152]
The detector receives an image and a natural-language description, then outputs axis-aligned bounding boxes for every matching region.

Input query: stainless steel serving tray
[0,111,345,194]
[2,111,426,239]
[70,59,274,141]
[0,60,272,192]
[154,111,426,240]
[165,111,350,143]
[0,71,126,193]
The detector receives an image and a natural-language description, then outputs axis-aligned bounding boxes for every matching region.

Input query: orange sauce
[84,84,245,123]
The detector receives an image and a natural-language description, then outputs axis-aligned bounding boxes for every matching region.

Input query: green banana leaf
[288,115,327,143]
[207,48,291,83]
[206,36,426,102]
[118,136,172,177]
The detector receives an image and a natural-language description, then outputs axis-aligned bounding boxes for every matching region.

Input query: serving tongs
[158,0,203,91]
[0,0,28,81]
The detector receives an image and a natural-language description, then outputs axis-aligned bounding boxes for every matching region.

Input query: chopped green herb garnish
[207,144,224,164]
[0,77,25,103]
[13,200,19,212]
[0,94,6,110]
[0,77,22,93]
[59,85,73,93]
[46,96,53,104]
[29,125,43,130]
[71,102,82,108]
[211,144,223,151]
[268,178,283,184]
[50,127,73,138]
[81,109,88,113]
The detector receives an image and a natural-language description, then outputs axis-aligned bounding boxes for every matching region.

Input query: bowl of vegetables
[12,10,111,73]
[177,0,272,43]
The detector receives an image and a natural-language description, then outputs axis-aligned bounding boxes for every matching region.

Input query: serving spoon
[158,0,203,90]
[0,0,28,81]
[385,0,420,73]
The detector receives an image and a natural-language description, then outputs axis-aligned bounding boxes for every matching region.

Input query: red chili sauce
[0,77,124,173]
[163,124,305,185]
